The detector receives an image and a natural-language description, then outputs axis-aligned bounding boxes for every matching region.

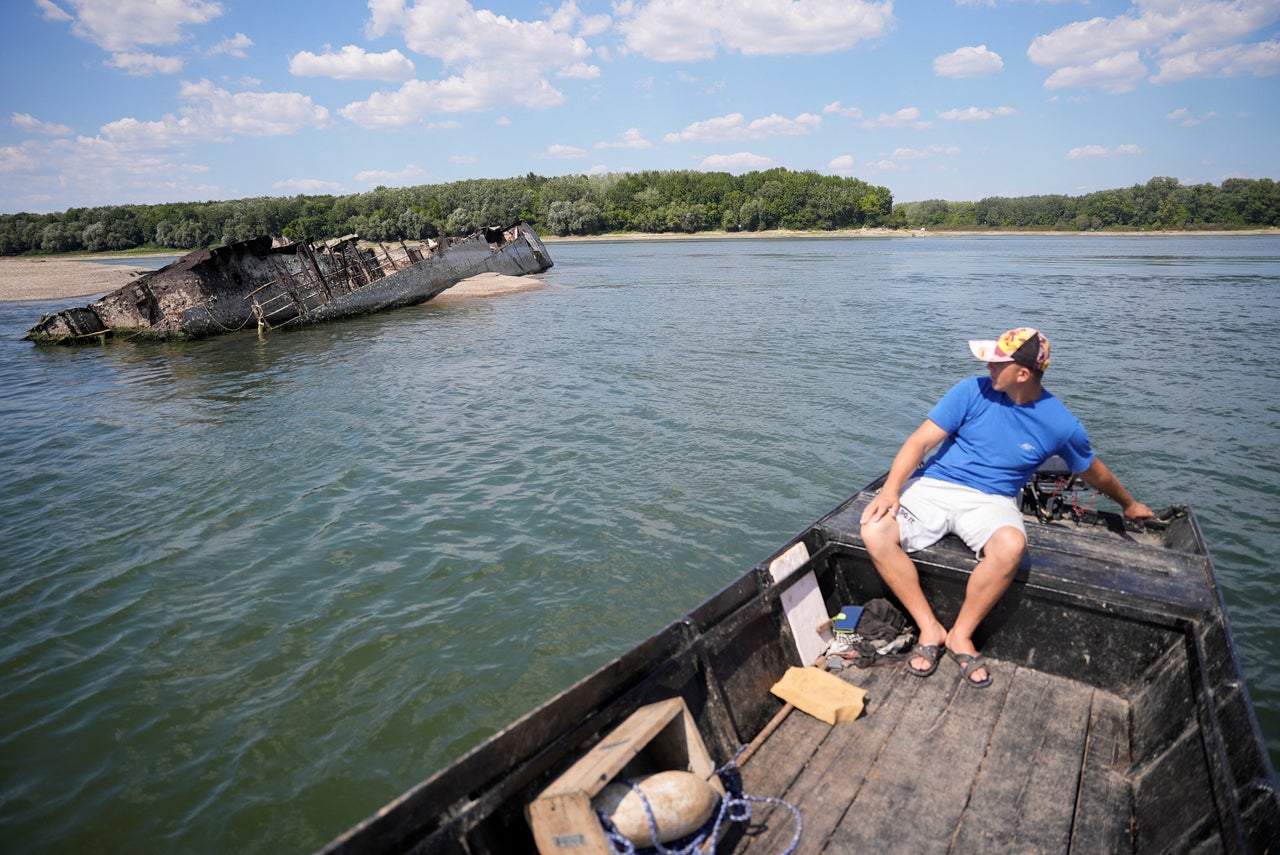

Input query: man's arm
[1077,458,1155,519]
[860,419,950,525]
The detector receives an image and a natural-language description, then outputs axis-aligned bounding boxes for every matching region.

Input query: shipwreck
[24,221,553,344]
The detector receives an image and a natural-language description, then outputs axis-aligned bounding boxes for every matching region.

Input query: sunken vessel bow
[24,222,553,344]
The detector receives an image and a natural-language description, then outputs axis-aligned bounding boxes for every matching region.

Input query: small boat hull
[320,476,1279,853]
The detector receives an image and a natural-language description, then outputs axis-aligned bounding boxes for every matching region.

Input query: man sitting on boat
[858,328,1154,687]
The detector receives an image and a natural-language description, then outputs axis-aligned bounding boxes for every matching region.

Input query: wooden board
[526,697,722,854]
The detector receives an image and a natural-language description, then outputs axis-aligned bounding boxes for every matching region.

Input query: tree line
[897,176,1279,232]
[0,169,890,256]
[0,172,1275,257]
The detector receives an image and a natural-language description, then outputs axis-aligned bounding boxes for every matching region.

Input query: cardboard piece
[769,666,867,724]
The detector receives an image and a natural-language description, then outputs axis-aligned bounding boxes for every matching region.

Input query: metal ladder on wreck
[244,239,431,332]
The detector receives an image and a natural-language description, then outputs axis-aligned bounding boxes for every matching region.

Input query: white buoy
[591,770,720,846]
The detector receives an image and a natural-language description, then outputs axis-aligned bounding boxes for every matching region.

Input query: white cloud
[46,0,223,52]
[938,106,1016,121]
[892,145,960,161]
[665,111,822,143]
[565,4,612,38]
[354,164,429,185]
[351,1,598,121]
[1029,1,1280,92]
[616,0,894,62]
[698,151,776,171]
[557,62,601,79]
[892,148,928,161]
[291,46,416,81]
[1153,39,1280,83]
[107,52,185,76]
[933,45,1003,78]
[828,154,856,175]
[1065,143,1144,160]
[341,69,565,128]
[823,101,862,118]
[0,144,40,173]
[1044,51,1148,93]
[12,113,74,136]
[1166,107,1219,126]
[366,0,591,70]
[99,80,329,146]
[36,0,73,23]
[273,178,344,194]
[449,154,478,165]
[596,128,654,149]
[861,107,931,130]
[1,133,207,209]
[208,33,252,58]
[538,144,588,159]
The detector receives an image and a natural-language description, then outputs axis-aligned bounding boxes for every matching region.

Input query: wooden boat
[321,464,1280,853]
[24,222,552,344]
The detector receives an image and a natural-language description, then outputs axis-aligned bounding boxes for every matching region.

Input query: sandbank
[0,257,156,303]
[432,271,546,301]
[0,256,545,304]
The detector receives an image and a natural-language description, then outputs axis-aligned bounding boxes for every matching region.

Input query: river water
[2,234,1277,853]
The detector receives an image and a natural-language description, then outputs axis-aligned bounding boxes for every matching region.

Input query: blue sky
[2,0,1277,215]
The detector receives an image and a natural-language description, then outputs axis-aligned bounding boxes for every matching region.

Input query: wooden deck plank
[736,700,831,802]
[726,659,1136,855]
[823,659,1012,854]
[736,666,916,854]
[1069,690,1133,854]
[950,667,1092,852]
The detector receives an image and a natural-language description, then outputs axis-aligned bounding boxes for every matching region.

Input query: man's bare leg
[861,515,947,672]
[945,525,1025,684]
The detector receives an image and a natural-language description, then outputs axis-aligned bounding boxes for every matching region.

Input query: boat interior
[323,474,1279,854]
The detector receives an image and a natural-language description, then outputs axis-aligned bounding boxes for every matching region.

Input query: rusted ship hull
[24,222,553,344]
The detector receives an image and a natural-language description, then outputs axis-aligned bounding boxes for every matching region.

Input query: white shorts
[895,476,1025,555]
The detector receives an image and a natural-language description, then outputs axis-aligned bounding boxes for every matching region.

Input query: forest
[0,171,1275,257]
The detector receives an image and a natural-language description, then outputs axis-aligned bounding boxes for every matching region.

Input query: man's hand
[1079,459,1154,521]
[860,492,900,526]
[1123,501,1155,520]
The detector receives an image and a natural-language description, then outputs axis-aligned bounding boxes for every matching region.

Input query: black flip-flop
[947,649,993,688]
[907,643,943,677]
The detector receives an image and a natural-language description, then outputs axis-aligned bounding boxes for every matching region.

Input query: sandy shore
[0,256,545,304]
[0,257,157,303]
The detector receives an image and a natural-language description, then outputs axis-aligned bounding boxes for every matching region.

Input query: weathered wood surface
[735,660,1132,854]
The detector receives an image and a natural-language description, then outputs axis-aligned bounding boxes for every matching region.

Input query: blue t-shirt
[920,376,1095,497]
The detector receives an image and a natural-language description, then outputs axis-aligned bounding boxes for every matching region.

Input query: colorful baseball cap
[968,327,1050,372]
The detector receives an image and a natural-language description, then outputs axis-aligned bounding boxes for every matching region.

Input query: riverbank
[541,226,1280,242]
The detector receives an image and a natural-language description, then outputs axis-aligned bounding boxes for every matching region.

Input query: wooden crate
[526,697,724,853]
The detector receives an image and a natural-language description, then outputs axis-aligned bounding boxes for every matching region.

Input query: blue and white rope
[597,746,802,855]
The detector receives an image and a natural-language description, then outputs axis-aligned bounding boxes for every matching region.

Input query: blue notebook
[832,605,864,633]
